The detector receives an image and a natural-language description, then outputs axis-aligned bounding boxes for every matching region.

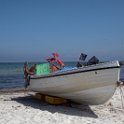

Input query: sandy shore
[0,87,124,124]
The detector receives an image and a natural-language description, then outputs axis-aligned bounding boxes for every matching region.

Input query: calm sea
[0,62,124,89]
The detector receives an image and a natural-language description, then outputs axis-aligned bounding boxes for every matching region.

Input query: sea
[0,62,124,90]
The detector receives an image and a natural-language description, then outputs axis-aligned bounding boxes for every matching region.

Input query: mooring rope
[117,81,124,110]
[119,85,124,109]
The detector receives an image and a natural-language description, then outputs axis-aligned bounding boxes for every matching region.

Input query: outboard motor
[87,56,99,65]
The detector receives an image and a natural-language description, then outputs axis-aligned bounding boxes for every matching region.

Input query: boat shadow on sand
[12,94,98,118]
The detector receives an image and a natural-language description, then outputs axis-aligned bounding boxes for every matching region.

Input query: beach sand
[0,87,124,124]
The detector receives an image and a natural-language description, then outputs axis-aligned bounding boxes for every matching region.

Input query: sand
[0,87,124,124]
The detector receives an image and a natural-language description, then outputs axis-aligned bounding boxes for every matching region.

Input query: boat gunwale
[30,61,120,79]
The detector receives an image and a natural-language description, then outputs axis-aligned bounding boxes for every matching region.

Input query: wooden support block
[45,95,67,105]
[34,93,44,101]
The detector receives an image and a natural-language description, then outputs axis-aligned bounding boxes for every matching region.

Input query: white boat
[26,60,120,105]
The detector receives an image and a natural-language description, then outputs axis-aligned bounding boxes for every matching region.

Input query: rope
[117,81,124,110]
[119,85,124,109]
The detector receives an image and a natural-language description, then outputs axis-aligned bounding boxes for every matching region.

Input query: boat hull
[29,61,120,105]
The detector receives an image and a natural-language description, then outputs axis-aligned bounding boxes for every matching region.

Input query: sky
[0,0,124,62]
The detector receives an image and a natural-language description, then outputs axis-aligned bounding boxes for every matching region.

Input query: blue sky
[0,0,124,62]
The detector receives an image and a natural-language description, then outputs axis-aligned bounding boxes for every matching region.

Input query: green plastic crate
[36,63,51,76]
